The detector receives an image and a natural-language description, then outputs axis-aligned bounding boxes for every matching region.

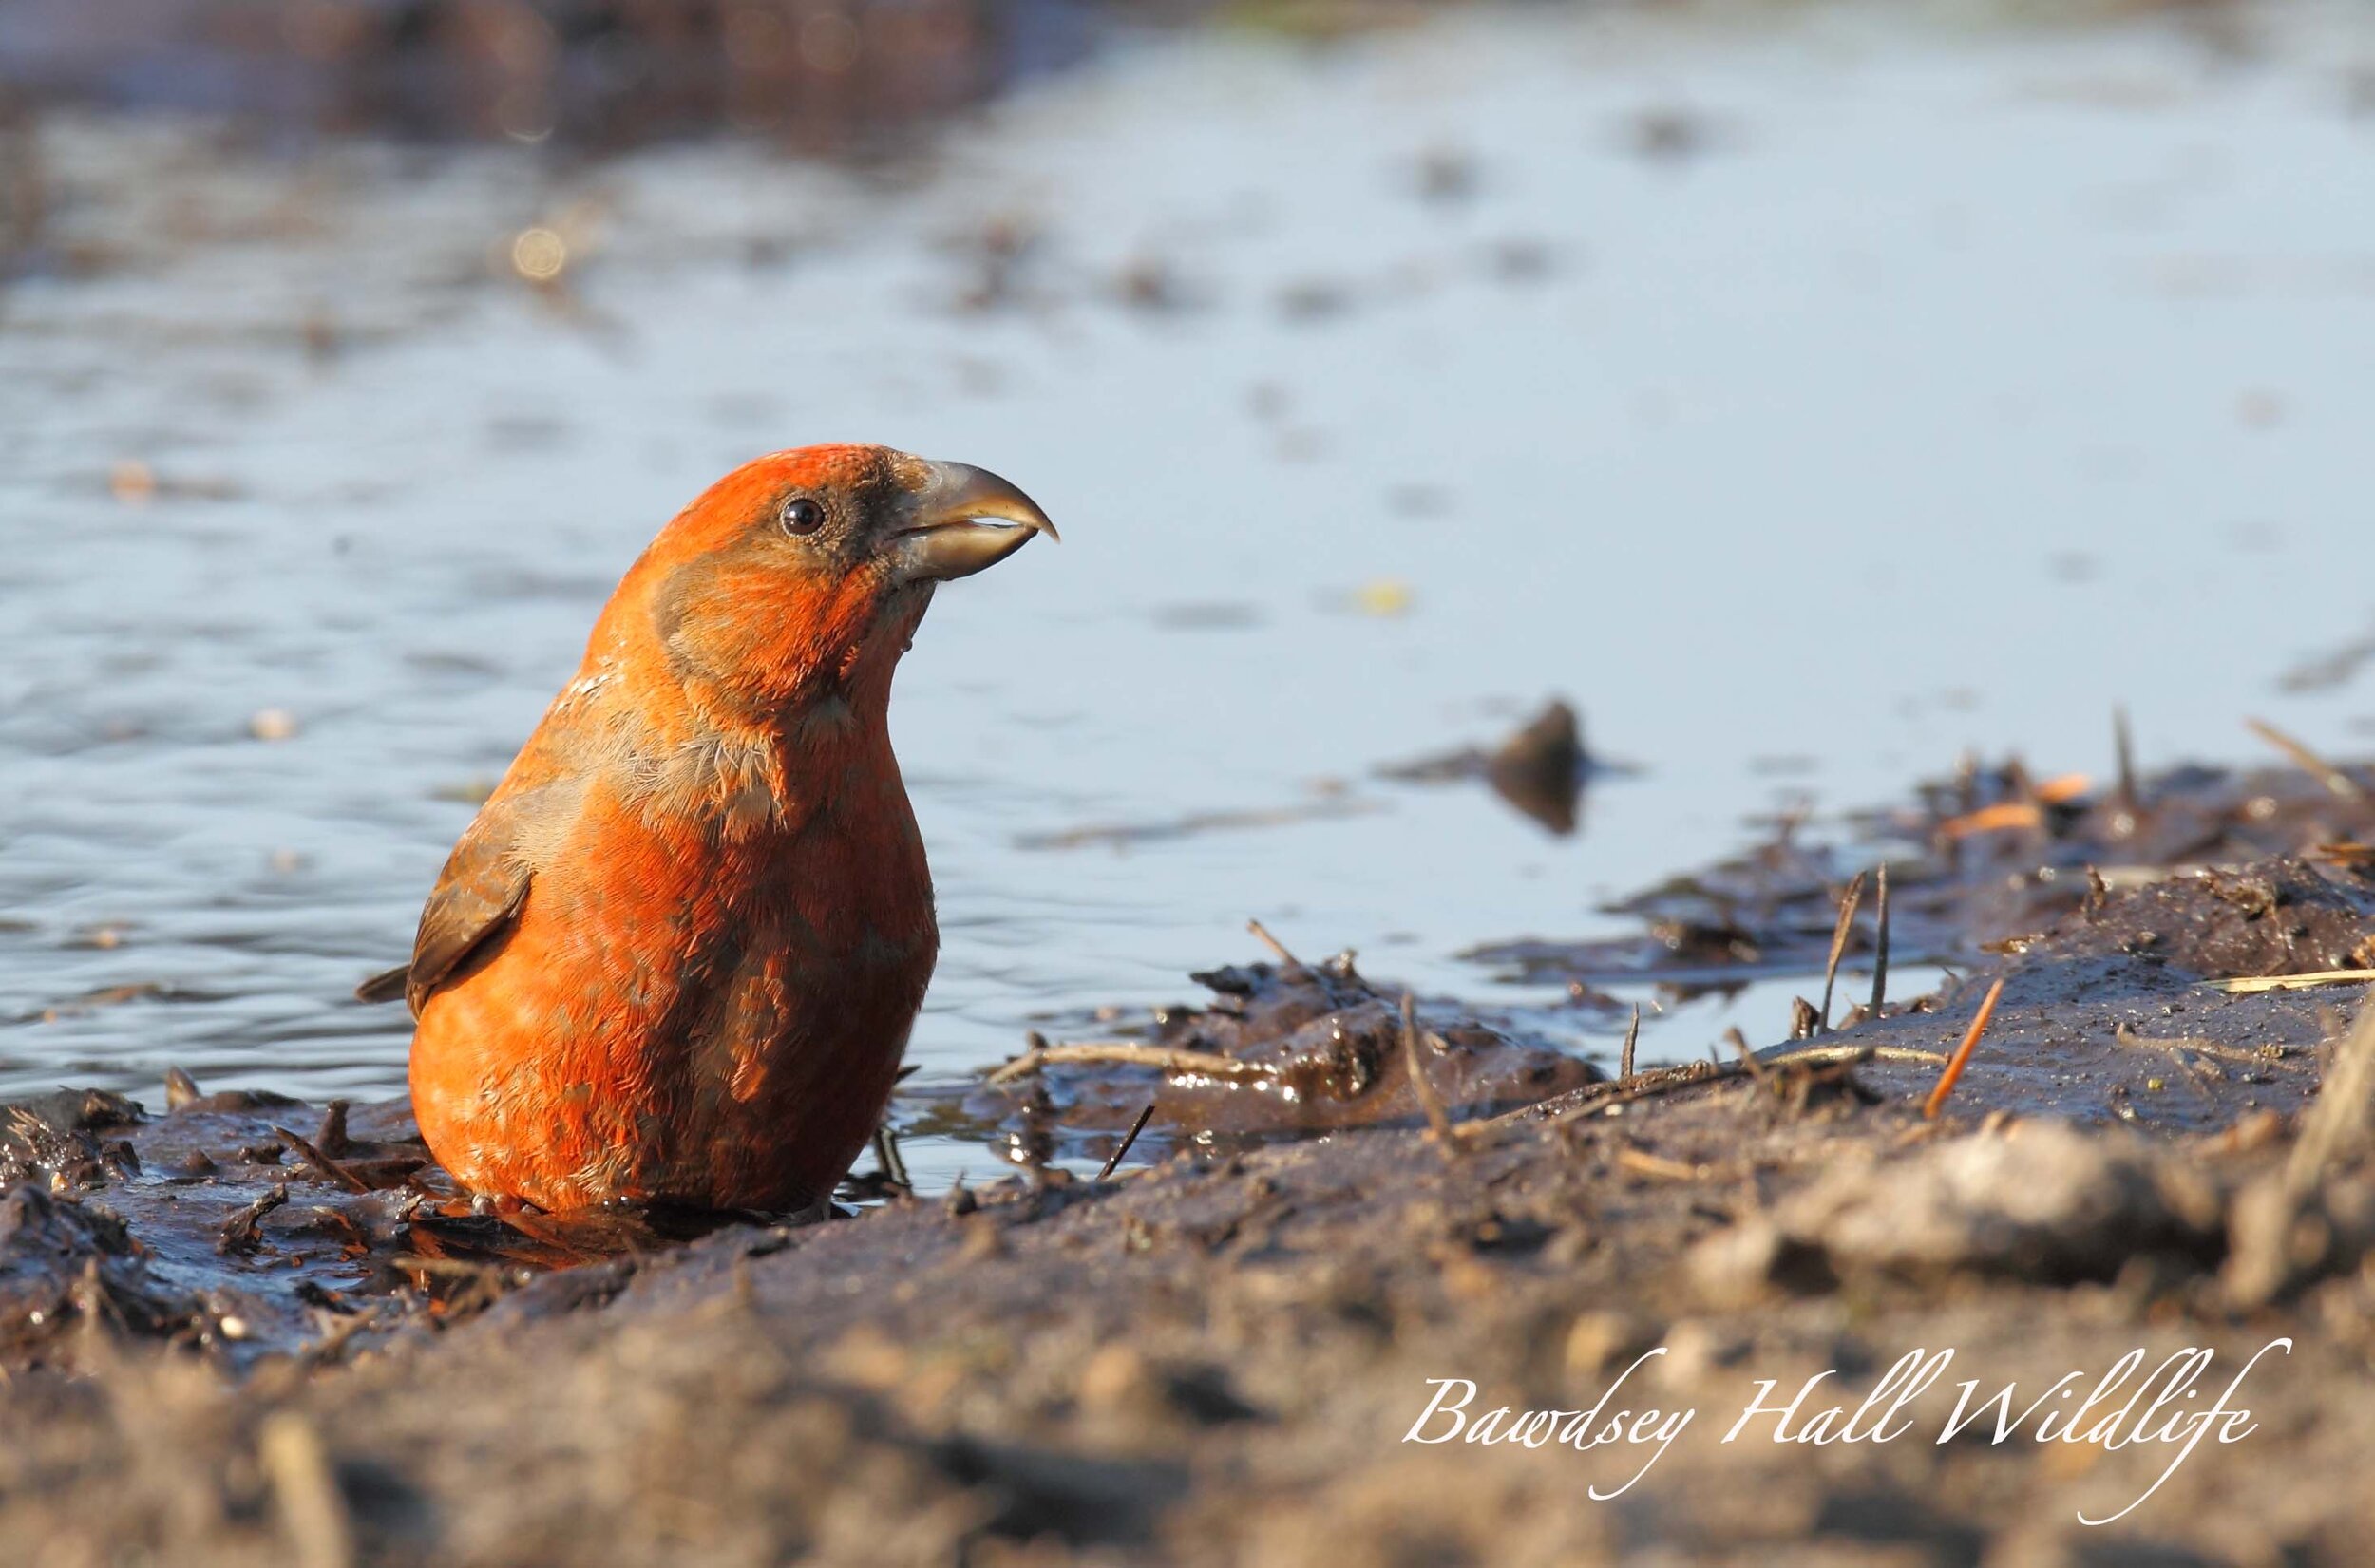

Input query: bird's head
[614,444,1056,725]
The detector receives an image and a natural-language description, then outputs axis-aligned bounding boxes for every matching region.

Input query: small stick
[257,1412,356,1568]
[1619,1005,1641,1082]
[986,1041,1274,1086]
[868,1123,911,1193]
[1401,992,1460,1152]
[1763,1041,1948,1067]
[1723,1027,1766,1084]
[2212,970,2375,995]
[2113,706,2139,814]
[1923,976,2007,1120]
[1773,1042,1878,1071]
[2288,992,2375,1194]
[1817,871,1868,1032]
[1096,1104,1158,1181]
[1616,1145,1710,1181]
[1868,862,1891,1018]
[272,1127,371,1194]
[1546,1059,1741,1123]
[1246,917,1305,972]
[2246,716,2366,803]
[295,1304,385,1370]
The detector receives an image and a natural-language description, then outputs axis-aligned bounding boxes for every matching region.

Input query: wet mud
[13,712,2375,1568]
[1467,738,2375,1006]
[0,1078,794,1376]
[977,742,2375,1170]
[9,5,2375,1553]
[7,860,2375,1562]
[936,940,1604,1172]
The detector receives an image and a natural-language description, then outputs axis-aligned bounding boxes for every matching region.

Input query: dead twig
[1616,1144,1711,1181]
[1762,1041,1948,1067]
[1097,1104,1157,1181]
[258,1412,356,1568]
[296,1304,386,1370]
[2246,716,2366,803]
[1817,871,1867,1033]
[1923,976,2007,1120]
[1546,1060,1741,1123]
[1724,1027,1767,1085]
[1246,917,1304,972]
[1619,1005,1641,1083]
[2113,706,2139,816]
[1869,862,1891,1017]
[2212,970,2375,995]
[867,1123,912,1196]
[2289,992,2375,1195]
[986,1038,1273,1087]
[273,1126,371,1194]
[1401,992,1462,1157]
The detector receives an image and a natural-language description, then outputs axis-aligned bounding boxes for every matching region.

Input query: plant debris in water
[1376,697,1606,835]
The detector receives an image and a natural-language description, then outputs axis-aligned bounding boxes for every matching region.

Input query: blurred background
[2,0,2371,1187]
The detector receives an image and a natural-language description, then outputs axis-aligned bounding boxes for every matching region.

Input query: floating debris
[1378,698,1602,835]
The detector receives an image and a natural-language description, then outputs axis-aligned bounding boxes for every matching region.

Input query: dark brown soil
[1464,743,2375,998]
[940,944,1604,1167]
[5,858,2374,1566]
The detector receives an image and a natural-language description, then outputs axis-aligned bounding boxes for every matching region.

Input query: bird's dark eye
[779,496,826,537]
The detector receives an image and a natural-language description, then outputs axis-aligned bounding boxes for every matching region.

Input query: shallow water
[5,4,2374,1189]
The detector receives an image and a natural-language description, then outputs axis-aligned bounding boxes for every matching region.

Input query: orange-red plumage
[369,444,1054,1211]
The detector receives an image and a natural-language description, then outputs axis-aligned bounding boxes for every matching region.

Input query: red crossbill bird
[358,444,1056,1212]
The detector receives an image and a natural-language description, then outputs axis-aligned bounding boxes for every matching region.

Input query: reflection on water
[4,5,2374,1189]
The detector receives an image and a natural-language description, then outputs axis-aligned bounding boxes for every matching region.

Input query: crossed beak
[892,461,1060,583]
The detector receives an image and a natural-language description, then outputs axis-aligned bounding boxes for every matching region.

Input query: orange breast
[408,768,936,1212]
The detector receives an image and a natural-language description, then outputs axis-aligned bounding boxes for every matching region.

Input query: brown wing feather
[402,820,536,1017]
[358,784,560,1017]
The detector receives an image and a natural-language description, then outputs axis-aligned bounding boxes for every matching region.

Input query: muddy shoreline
[9,822,2375,1562]
[10,7,2375,1559]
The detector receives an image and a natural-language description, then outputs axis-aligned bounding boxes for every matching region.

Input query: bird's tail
[354,964,410,1004]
